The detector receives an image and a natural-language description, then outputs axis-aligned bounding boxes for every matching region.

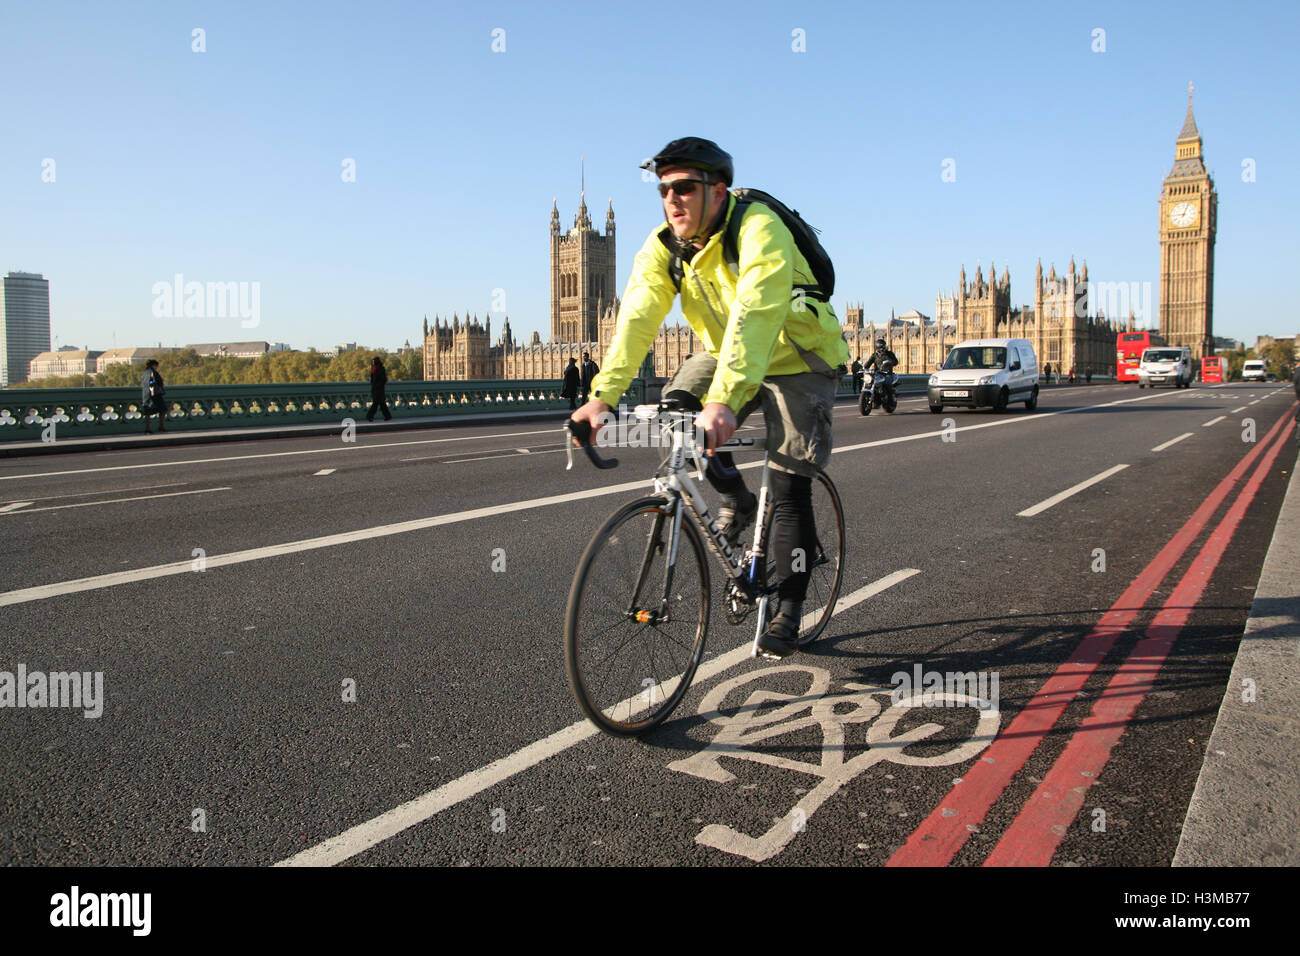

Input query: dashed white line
[1017,465,1129,517]
[276,568,923,867]
[1202,416,1225,427]
[0,388,1190,606]
[1230,406,1248,414]
[314,469,336,476]
[1152,433,1194,452]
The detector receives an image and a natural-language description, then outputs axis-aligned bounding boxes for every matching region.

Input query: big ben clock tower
[1159,82,1217,359]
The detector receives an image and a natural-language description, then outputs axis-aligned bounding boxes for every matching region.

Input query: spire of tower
[1179,81,1200,139]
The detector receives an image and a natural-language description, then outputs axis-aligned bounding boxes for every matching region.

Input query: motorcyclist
[862,338,899,403]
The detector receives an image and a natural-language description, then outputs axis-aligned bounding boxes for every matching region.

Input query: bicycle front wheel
[564,496,710,736]
[762,469,846,648]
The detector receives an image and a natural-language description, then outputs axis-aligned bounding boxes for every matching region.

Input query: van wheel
[993,388,1008,413]
[1025,386,1038,411]
[929,403,943,414]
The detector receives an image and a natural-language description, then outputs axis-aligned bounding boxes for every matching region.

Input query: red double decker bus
[1201,355,1226,383]
[1117,330,1166,383]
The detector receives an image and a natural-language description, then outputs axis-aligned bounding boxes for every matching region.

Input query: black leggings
[766,470,815,603]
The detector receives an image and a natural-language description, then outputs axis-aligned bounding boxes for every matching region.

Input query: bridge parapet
[0,379,645,439]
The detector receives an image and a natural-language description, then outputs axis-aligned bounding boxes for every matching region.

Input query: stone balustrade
[0,379,646,439]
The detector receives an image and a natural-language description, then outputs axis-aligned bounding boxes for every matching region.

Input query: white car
[1138,347,1192,388]
[928,337,1040,413]
[1242,360,1267,382]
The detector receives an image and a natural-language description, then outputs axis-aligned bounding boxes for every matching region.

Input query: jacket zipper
[689,270,724,330]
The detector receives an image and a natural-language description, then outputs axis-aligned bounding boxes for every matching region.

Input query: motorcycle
[859,364,898,415]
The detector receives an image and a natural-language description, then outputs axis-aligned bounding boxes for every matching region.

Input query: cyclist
[863,338,899,403]
[569,136,849,659]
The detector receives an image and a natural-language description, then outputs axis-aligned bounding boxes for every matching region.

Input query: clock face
[1169,201,1199,228]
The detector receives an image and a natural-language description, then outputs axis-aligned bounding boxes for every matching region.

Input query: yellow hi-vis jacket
[589,194,850,414]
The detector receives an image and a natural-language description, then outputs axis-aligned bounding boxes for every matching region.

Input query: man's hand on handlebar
[568,399,611,446]
[695,402,737,455]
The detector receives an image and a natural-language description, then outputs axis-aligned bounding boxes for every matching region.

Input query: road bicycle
[562,400,845,736]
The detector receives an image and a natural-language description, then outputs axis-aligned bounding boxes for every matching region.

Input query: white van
[1138,346,1192,388]
[928,338,1039,413]
[1242,360,1267,382]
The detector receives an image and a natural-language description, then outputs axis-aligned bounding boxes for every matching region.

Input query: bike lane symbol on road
[667,665,1001,862]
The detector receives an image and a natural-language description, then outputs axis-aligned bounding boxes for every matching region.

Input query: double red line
[889,402,1298,866]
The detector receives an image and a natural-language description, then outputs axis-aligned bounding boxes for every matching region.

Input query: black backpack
[658,188,835,301]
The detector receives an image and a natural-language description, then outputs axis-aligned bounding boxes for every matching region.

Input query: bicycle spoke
[565,498,709,736]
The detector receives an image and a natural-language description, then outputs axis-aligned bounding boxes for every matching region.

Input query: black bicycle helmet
[876,338,886,348]
[641,137,734,186]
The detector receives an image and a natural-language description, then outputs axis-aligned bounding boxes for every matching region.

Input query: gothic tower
[1159,83,1217,359]
[550,194,616,344]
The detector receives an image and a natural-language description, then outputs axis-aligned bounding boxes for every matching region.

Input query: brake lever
[565,418,619,470]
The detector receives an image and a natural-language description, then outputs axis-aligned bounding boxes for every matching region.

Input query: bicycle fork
[625,502,683,626]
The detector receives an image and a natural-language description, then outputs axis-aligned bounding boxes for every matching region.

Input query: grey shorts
[665,352,837,477]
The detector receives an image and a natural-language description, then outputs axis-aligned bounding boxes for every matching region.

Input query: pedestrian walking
[561,356,581,410]
[141,358,166,433]
[1043,362,1052,384]
[851,357,863,395]
[1068,367,1077,385]
[1086,364,1093,384]
[366,356,392,421]
[580,351,599,404]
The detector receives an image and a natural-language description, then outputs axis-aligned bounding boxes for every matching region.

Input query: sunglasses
[657,178,709,198]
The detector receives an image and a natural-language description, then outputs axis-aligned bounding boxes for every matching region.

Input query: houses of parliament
[422,91,1213,382]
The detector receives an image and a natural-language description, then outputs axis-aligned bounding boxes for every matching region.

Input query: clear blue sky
[2,0,1296,352]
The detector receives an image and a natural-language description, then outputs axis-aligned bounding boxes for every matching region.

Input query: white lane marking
[0,501,33,513]
[1230,406,1248,414]
[0,389,1189,606]
[0,428,565,483]
[276,569,922,867]
[1202,416,1225,427]
[314,469,336,476]
[0,486,231,517]
[0,481,189,504]
[1017,464,1129,517]
[1249,399,1261,405]
[1152,433,1194,452]
[0,478,658,606]
[444,449,565,464]
[4,389,1185,485]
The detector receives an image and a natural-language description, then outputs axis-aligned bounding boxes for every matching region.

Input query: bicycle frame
[643,410,778,655]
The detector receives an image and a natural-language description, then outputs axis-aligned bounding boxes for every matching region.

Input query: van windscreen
[943,347,1007,370]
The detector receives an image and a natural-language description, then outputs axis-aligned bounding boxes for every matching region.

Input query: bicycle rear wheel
[564,496,710,736]
[761,470,846,648]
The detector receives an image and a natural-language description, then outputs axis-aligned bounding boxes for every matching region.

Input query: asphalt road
[0,381,1295,866]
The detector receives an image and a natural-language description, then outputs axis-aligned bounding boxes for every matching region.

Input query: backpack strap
[657,226,684,293]
[723,198,824,300]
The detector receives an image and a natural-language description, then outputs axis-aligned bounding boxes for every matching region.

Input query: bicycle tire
[564,496,710,736]
[760,470,846,648]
